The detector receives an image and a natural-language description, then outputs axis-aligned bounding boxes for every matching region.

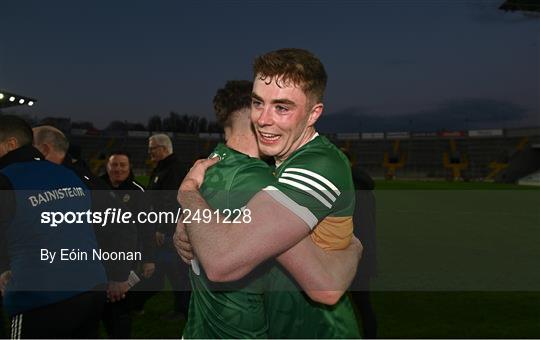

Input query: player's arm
[276,235,363,305]
[179,159,311,282]
[181,188,311,282]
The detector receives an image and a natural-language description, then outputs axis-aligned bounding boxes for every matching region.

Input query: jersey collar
[275,132,320,168]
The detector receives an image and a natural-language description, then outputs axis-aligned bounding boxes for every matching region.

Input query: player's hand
[179,157,220,192]
[107,280,129,302]
[142,262,155,279]
[0,270,12,296]
[174,219,194,265]
[155,231,165,247]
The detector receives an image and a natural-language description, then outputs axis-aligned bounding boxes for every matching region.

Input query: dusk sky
[1,0,538,130]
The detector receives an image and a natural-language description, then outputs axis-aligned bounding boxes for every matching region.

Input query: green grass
[136,175,149,187]
[367,180,540,338]
[373,292,540,338]
[128,291,540,338]
[374,179,539,190]
[130,289,186,338]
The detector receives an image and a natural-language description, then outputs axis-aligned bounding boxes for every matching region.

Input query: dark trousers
[9,290,105,339]
[133,259,191,316]
[102,295,132,339]
[350,278,378,339]
[1,301,6,339]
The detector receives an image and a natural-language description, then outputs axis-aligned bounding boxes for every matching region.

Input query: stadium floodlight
[0,90,37,109]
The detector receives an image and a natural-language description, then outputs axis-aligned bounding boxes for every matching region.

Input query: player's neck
[226,131,259,158]
[275,128,318,166]
[226,135,259,158]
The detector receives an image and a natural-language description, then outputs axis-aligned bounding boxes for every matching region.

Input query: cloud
[467,1,540,24]
[317,98,533,132]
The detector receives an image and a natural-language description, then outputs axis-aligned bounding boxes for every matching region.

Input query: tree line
[4,111,223,133]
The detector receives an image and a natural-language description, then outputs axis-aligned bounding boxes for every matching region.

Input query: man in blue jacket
[0,115,108,338]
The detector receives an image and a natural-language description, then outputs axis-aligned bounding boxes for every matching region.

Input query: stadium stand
[401,138,446,178]
[68,133,220,177]
[443,139,468,181]
[518,169,540,186]
[382,140,407,180]
[60,127,540,184]
[497,143,540,184]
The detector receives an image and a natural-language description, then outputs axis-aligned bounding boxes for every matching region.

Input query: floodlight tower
[0,89,37,112]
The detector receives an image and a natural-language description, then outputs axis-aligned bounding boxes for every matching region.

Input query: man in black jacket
[143,133,190,319]
[32,125,137,302]
[100,150,156,338]
[102,151,156,279]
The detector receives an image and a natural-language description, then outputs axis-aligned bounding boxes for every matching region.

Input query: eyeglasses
[148,145,164,152]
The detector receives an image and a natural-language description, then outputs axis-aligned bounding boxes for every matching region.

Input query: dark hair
[106,150,134,182]
[213,80,253,126]
[253,48,327,103]
[108,150,132,161]
[0,115,33,146]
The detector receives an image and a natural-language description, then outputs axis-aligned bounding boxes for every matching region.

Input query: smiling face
[107,154,130,186]
[250,76,323,163]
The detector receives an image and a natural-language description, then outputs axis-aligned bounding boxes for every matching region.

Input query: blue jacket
[0,146,106,316]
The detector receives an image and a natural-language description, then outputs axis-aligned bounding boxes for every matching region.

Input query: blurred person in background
[100,150,156,337]
[137,134,190,319]
[342,148,378,339]
[33,125,137,304]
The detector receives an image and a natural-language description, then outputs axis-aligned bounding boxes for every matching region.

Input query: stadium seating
[66,130,540,183]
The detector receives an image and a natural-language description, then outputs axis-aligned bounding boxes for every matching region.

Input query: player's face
[107,154,130,185]
[251,76,323,163]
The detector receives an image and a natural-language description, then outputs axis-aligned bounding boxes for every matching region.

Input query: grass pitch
[369,180,539,338]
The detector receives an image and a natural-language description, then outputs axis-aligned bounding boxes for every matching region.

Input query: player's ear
[40,143,51,157]
[6,137,19,152]
[307,102,324,127]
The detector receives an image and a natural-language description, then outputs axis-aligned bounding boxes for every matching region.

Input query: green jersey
[263,134,356,250]
[263,134,361,338]
[183,143,275,339]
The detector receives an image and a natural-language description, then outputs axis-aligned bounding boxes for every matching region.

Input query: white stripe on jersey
[17,314,22,339]
[278,178,332,209]
[281,172,337,202]
[284,167,341,196]
[262,186,318,229]
[12,314,21,340]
